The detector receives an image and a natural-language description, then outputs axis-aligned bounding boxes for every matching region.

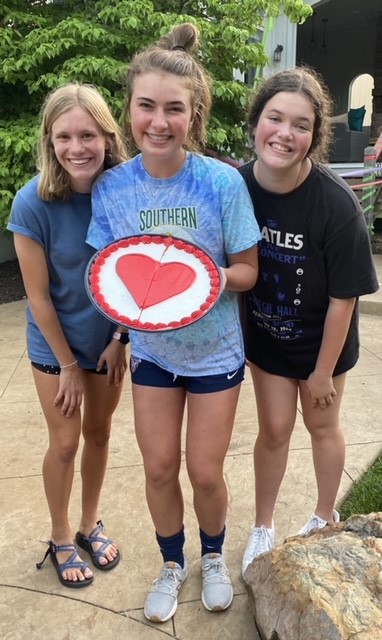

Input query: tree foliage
[0,0,312,230]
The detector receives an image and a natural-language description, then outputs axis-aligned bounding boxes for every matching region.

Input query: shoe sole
[144,600,178,623]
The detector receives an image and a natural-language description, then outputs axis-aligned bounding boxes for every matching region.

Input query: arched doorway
[350,74,374,126]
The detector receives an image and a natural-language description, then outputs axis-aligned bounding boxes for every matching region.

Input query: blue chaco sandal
[36,541,93,588]
[75,520,120,571]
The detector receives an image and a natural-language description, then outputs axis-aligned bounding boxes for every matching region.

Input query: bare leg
[78,371,123,563]
[132,383,186,536]
[32,367,93,582]
[249,363,298,528]
[186,386,240,535]
[300,373,347,522]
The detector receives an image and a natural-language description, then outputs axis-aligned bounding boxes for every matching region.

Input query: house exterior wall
[296,0,381,139]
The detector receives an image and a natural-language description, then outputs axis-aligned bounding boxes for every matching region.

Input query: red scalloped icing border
[88,235,221,331]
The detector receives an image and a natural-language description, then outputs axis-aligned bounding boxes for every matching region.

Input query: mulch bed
[372,235,382,255]
[0,259,26,305]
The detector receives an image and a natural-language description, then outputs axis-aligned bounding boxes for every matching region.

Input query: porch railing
[339,145,382,235]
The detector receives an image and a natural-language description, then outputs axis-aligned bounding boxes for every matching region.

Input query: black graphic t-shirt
[239,160,379,379]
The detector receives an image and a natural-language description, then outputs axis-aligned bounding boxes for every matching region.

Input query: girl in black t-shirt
[239,67,378,577]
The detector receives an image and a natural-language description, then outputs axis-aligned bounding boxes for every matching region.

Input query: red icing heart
[116,253,196,309]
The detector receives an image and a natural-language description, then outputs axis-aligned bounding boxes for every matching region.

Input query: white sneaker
[201,553,233,612]
[242,525,275,577]
[298,510,340,536]
[144,560,188,623]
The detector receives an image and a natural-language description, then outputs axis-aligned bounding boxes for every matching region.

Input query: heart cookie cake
[86,235,222,331]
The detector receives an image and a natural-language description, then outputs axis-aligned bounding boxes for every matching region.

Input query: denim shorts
[130,357,244,394]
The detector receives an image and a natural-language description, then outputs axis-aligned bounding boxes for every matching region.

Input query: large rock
[244,513,382,640]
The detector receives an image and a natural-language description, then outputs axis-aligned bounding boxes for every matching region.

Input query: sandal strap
[80,520,114,561]
[88,520,105,540]
[50,542,77,554]
[36,542,51,569]
[56,550,89,574]
[36,540,89,574]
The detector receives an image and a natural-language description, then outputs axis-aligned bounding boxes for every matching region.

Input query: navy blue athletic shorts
[130,357,244,394]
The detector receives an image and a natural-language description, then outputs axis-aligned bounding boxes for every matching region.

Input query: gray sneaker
[242,525,275,577]
[201,553,233,612]
[298,510,340,535]
[144,560,188,623]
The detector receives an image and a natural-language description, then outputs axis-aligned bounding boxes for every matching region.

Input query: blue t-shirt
[7,176,117,368]
[87,153,261,376]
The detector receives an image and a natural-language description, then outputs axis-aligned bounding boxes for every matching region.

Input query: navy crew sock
[156,526,185,568]
[200,526,226,557]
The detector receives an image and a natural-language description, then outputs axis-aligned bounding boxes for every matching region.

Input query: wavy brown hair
[37,83,128,201]
[247,66,334,163]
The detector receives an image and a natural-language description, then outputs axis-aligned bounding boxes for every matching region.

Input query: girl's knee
[258,424,293,450]
[82,420,112,447]
[304,419,341,438]
[188,468,222,495]
[49,441,79,464]
[145,460,180,489]
[83,430,111,448]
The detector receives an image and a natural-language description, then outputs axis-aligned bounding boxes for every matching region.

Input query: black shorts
[31,362,107,375]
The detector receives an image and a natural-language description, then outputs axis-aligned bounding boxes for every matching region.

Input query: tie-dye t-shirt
[87,153,261,376]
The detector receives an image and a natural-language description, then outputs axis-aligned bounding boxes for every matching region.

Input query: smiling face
[51,105,107,193]
[253,91,315,174]
[129,71,193,178]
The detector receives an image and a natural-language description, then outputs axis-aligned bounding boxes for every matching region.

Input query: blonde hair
[123,23,212,153]
[37,83,128,201]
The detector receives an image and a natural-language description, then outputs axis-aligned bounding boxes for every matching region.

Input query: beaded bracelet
[60,359,78,370]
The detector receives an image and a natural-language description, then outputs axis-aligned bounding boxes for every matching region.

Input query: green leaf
[0,0,313,231]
